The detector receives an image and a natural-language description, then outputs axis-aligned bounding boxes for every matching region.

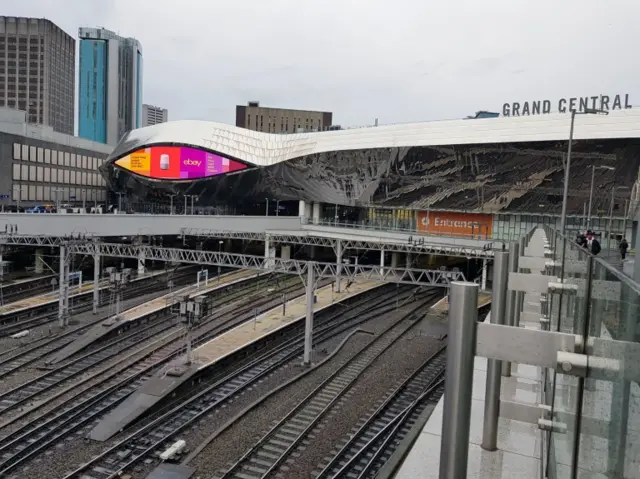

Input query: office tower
[142,104,168,127]
[0,16,75,135]
[236,101,333,133]
[78,27,143,145]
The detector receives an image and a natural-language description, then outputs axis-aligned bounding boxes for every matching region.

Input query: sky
[6,0,640,127]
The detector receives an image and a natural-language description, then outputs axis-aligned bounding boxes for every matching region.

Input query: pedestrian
[587,233,601,256]
[576,233,587,249]
[619,238,629,260]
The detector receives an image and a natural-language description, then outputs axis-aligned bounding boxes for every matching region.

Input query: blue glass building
[78,28,143,146]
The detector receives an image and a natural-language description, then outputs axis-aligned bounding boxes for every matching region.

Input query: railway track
[57,285,417,479]
[0,274,296,414]
[0,274,199,380]
[0,268,198,337]
[315,347,446,479]
[0,275,314,476]
[215,300,430,479]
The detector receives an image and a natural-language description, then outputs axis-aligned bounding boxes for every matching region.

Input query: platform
[89,279,380,442]
[0,269,166,316]
[430,290,492,314]
[47,269,256,365]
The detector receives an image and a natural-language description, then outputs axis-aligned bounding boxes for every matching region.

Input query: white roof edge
[111,109,640,167]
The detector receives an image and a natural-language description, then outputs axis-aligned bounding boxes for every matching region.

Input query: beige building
[0,16,75,135]
[236,101,333,134]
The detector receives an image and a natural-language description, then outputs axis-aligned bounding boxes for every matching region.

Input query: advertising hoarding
[417,211,493,238]
[114,146,247,180]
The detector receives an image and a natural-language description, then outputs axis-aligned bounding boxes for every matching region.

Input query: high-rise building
[236,102,333,133]
[77,27,143,146]
[0,16,75,135]
[142,104,168,127]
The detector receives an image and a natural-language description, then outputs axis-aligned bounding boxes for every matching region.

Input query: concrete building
[77,27,143,146]
[235,101,333,134]
[0,107,112,209]
[0,16,75,135]
[142,104,168,127]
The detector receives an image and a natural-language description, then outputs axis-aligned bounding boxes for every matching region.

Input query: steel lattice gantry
[66,241,466,286]
[179,227,495,259]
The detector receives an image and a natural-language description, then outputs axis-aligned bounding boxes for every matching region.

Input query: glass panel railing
[543,226,640,478]
[579,259,640,477]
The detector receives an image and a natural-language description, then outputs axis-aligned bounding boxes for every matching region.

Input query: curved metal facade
[102,111,640,215]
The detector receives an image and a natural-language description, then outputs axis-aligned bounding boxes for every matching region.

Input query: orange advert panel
[417,211,493,237]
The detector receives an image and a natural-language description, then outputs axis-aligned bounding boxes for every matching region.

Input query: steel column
[303,264,315,365]
[93,252,100,314]
[439,281,478,479]
[502,241,520,377]
[58,245,67,327]
[482,250,509,451]
[335,240,342,293]
[481,259,487,291]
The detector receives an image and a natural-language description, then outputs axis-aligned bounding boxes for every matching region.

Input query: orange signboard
[417,211,493,238]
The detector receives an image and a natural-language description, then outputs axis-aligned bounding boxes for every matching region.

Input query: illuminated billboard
[114,146,248,180]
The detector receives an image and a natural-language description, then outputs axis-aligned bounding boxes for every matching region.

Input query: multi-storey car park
[0,110,638,478]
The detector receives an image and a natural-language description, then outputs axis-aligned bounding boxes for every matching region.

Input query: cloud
[5,0,640,127]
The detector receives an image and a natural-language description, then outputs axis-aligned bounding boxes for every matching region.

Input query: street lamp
[607,185,629,251]
[217,240,223,281]
[560,108,609,235]
[265,198,269,216]
[587,165,615,230]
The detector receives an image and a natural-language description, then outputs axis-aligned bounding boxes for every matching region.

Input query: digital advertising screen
[114,146,248,180]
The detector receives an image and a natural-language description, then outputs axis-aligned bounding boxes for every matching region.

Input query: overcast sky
[7,0,640,127]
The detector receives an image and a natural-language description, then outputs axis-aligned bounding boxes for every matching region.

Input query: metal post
[607,186,615,252]
[93,252,100,314]
[515,237,526,328]
[587,165,596,229]
[439,281,478,479]
[502,241,519,376]
[622,199,629,241]
[335,240,343,293]
[265,198,269,216]
[58,245,66,327]
[482,250,509,451]
[560,110,576,234]
[379,248,385,276]
[170,195,174,215]
[303,264,315,365]
[184,196,187,215]
[481,259,487,291]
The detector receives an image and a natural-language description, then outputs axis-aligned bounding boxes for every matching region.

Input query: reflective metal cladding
[102,111,640,214]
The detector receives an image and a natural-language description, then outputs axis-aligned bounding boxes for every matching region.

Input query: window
[13,143,20,160]
[12,164,20,180]
[36,185,43,201]
[44,148,50,163]
[44,186,50,201]
[81,155,87,169]
[28,185,35,201]
[64,170,70,184]
[29,145,36,161]
[64,152,70,166]
[44,167,50,182]
[93,157,98,169]
[70,170,76,184]
[29,165,36,181]
[36,166,43,182]
[51,150,57,165]
[81,172,87,185]
[12,184,20,201]
[70,153,76,168]
[37,147,43,162]
[21,185,27,201]
[21,164,28,181]
[51,169,57,183]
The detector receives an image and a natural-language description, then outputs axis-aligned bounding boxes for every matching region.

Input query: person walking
[619,238,629,260]
[587,232,601,256]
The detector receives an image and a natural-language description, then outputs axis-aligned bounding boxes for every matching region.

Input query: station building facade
[101,109,640,238]
[0,107,112,209]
